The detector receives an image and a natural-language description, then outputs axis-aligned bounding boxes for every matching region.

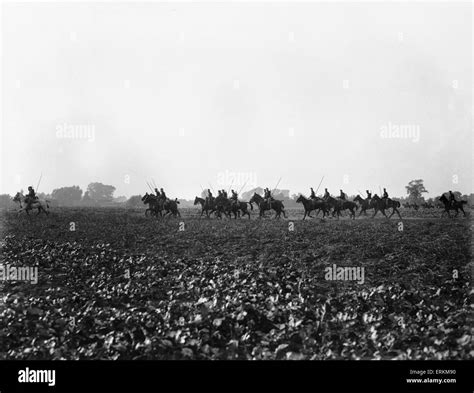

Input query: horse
[354,195,374,217]
[162,198,181,218]
[339,200,358,219]
[13,192,50,216]
[296,195,329,220]
[325,196,358,220]
[213,195,233,219]
[141,193,162,217]
[438,194,467,217]
[248,193,287,219]
[370,195,402,219]
[229,200,253,219]
[194,196,216,218]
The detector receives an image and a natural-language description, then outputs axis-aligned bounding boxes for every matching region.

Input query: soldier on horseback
[339,189,346,200]
[231,189,238,205]
[449,190,456,207]
[207,189,214,204]
[160,188,167,201]
[382,188,389,208]
[366,190,372,200]
[27,186,36,199]
[222,189,228,199]
[154,188,161,198]
[310,187,316,199]
[323,188,330,201]
[264,188,274,207]
[26,186,38,209]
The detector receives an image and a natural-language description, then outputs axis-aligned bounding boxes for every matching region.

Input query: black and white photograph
[0,1,472,392]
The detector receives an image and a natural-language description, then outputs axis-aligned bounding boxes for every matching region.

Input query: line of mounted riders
[143,187,467,220]
[294,189,466,219]
[297,188,401,220]
[193,187,402,220]
[12,185,467,219]
[296,189,467,219]
[193,188,286,219]
[145,187,403,220]
[141,188,181,217]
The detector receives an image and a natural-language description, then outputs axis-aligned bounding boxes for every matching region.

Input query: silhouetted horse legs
[372,207,387,218]
[388,207,402,219]
[347,207,355,220]
[441,208,451,218]
[199,207,207,218]
[302,209,314,220]
[37,207,48,216]
[274,208,286,219]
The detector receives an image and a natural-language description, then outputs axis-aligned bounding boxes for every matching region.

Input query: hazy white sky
[1,2,472,199]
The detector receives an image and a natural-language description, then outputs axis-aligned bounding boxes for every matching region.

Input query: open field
[0,207,471,360]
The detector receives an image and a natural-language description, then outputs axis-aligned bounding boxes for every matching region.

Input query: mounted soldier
[160,188,167,201]
[339,189,346,200]
[14,188,49,216]
[382,188,389,208]
[310,187,316,199]
[448,190,456,207]
[154,188,161,198]
[231,189,238,205]
[264,188,274,207]
[26,186,38,209]
[366,190,372,200]
[323,188,330,200]
[207,189,214,204]
[222,189,228,199]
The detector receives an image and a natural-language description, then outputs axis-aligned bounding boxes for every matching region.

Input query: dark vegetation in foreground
[0,208,471,359]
